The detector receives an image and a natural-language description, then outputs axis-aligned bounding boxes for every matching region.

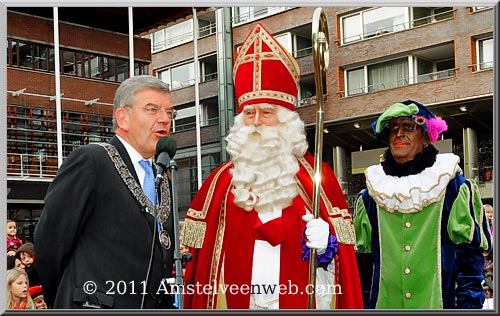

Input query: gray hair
[112,75,170,130]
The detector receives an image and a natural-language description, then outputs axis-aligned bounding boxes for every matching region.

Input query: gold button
[404,244,411,251]
[406,292,412,299]
[405,221,412,228]
[404,267,411,274]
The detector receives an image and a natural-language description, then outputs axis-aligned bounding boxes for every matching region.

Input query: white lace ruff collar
[365,153,461,213]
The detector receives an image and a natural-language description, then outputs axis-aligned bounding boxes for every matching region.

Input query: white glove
[302,211,329,254]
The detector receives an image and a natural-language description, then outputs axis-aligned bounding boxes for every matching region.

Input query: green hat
[373,102,419,134]
[372,99,448,143]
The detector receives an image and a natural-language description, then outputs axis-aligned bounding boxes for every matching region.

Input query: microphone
[155,136,177,189]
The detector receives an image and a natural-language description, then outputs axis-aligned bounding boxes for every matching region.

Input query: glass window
[198,19,216,38]
[6,39,10,65]
[200,57,217,82]
[341,7,452,44]
[479,38,493,70]
[134,62,141,76]
[18,42,33,68]
[201,99,219,126]
[295,35,312,57]
[75,52,83,76]
[435,58,455,78]
[116,59,128,82]
[234,7,287,24]
[164,20,193,48]
[363,7,407,38]
[201,152,221,181]
[12,40,18,66]
[89,55,102,79]
[276,33,292,54]
[171,63,195,89]
[416,58,433,83]
[173,104,196,131]
[235,7,252,23]
[62,50,76,75]
[158,69,170,86]
[367,58,409,92]
[103,57,116,81]
[176,158,194,215]
[153,29,165,51]
[299,78,315,104]
[84,55,91,78]
[347,68,365,95]
[34,45,48,70]
[433,7,453,21]
[48,48,55,71]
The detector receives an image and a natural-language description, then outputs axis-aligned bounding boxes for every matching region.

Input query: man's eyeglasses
[388,122,418,133]
[125,105,177,119]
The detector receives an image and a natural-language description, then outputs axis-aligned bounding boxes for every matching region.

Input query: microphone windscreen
[155,136,177,159]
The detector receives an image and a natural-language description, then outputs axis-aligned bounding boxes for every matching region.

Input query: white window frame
[340,7,409,45]
[158,62,196,90]
[152,19,193,52]
[477,37,493,70]
[232,7,291,25]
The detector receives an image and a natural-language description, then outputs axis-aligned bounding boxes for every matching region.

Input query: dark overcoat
[34,136,174,309]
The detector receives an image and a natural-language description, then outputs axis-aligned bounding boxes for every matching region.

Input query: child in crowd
[29,285,48,309]
[7,268,35,309]
[7,256,26,271]
[15,242,41,286]
[7,219,23,256]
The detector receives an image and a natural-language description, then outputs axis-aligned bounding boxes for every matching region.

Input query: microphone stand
[164,159,184,309]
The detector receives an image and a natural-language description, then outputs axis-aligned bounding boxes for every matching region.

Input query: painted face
[117,88,173,159]
[9,274,28,301]
[388,117,427,163]
[7,221,17,237]
[243,103,280,128]
[33,295,48,309]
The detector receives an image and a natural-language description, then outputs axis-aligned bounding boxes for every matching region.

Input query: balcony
[7,153,58,179]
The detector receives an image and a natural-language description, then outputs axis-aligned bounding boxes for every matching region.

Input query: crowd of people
[6,22,494,310]
[483,203,494,309]
[6,219,47,310]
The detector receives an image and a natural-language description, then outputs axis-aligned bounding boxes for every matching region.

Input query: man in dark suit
[34,75,176,309]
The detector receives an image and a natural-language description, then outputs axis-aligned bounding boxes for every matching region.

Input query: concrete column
[333,146,348,194]
[215,8,235,163]
[463,127,479,182]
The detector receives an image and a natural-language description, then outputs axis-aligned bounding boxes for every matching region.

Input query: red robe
[182,152,363,309]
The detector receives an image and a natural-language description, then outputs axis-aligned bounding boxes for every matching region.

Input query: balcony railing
[341,68,456,97]
[199,22,216,38]
[340,9,455,45]
[469,61,494,72]
[170,72,217,90]
[7,153,59,178]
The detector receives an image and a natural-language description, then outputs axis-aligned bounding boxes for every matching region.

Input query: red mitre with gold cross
[233,23,300,112]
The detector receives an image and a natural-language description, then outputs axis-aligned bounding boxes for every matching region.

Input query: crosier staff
[308,7,330,310]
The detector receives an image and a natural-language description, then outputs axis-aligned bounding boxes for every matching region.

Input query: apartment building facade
[150,6,494,217]
[5,9,153,241]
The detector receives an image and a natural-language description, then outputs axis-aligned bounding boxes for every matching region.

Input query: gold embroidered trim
[238,90,297,106]
[186,162,233,220]
[207,185,231,308]
[297,157,356,245]
[181,218,206,249]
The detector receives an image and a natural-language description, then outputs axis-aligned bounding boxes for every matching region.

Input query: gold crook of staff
[308,7,330,309]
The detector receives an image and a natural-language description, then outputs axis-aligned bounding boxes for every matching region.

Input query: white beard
[226,108,308,213]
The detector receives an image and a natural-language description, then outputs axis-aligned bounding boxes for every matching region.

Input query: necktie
[139,159,156,204]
